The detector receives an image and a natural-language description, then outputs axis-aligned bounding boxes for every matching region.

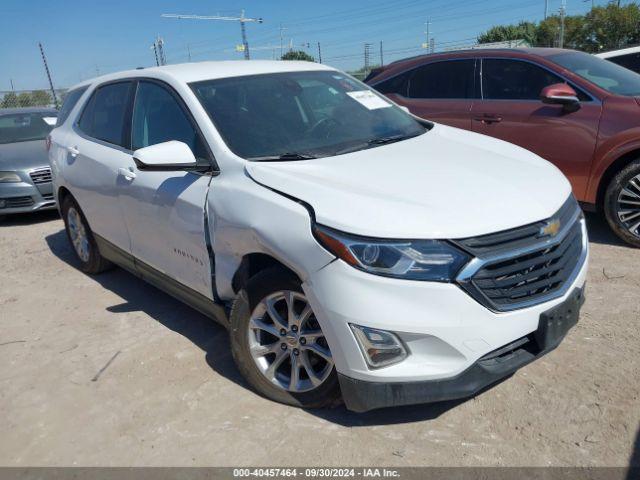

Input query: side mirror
[540,83,581,111]
[133,141,198,171]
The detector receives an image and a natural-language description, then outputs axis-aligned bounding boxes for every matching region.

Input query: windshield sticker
[346,90,392,110]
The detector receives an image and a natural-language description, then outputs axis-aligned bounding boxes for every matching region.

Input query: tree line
[478,2,640,52]
[1,90,54,109]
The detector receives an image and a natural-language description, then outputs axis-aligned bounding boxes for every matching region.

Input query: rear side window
[0,112,57,144]
[57,86,88,125]
[607,52,640,74]
[482,59,563,100]
[131,81,209,162]
[407,60,476,99]
[78,82,132,147]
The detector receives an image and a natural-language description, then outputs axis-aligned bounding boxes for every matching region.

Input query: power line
[161,0,538,65]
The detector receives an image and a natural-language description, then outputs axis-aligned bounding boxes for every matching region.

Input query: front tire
[604,159,640,248]
[229,267,340,408]
[61,196,112,273]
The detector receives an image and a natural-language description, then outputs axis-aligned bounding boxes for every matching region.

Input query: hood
[0,139,50,171]
[245,124,572,239]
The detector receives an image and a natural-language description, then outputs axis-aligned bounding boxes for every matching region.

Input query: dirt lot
[0,211,638,467]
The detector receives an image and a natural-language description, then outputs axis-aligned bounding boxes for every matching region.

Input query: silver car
[0,107,58,216]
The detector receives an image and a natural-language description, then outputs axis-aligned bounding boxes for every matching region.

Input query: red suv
[366,48,640,247]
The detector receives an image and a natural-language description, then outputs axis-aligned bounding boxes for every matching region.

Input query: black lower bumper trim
[340,288,584,412]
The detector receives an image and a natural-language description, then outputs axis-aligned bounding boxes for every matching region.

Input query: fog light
[0,199,6,209]
[350,324,408,368]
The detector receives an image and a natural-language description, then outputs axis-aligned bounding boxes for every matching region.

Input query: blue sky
[1,0,604,91]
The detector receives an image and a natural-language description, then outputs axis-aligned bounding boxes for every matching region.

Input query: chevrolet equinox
[49,61,588,412]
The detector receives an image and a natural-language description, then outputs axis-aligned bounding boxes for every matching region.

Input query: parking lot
[0,210,638,467]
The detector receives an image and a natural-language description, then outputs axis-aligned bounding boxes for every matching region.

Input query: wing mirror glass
[540,83,581,112]
[132,141,199,171]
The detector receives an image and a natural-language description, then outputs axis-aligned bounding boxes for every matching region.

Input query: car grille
[454,196,586,312]
[29,167,52,184]
[2,196,35,208]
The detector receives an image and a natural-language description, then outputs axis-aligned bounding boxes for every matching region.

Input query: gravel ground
[0,211,638,467]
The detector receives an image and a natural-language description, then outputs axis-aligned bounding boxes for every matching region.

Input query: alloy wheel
[248,290,333,393]
[617,173,640,238]
[67,207,90,262]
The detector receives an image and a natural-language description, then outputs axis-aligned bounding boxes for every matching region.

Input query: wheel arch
[231,252,300,294]
[595,148,640,210]
[56,186,74,214]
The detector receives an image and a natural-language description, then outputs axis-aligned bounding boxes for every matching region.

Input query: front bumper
[338,287,585,412]
[0,180,56,215]
[303,225,588,411]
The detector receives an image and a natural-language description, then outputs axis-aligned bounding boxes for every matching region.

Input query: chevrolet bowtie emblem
[540,219,561,237]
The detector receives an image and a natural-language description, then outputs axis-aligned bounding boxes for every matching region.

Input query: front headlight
[313,225,470,282]
[0,172,21,183]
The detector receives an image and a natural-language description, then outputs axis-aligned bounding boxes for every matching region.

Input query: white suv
[49,61,588,412]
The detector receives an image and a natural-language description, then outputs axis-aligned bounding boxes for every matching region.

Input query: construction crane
[161,10,263,60]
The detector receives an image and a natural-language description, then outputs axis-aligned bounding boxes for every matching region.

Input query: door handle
[67,146,80,157]
[473,115,503,125]
[118,167,136,180]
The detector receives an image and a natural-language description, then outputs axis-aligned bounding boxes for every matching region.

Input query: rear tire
[604,159,640,248]
[229,267,340,408]
[61,196,113,273]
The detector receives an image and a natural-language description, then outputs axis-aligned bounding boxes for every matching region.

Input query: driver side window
[131,81,210,163]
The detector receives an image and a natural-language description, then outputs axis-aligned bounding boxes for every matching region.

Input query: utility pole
[364,43,372,75]
[151,42,160,66]
[317,42,322,63]
[10,79,14,91]
[162,11,264,60]
[38,42,58,109]
[425,18,431,51]
[151,36,166,66]
[380,40,384,66]
[156,36,167,65]
[279,23,287,58]
[544,0,549,19]
[239,10,250,59]
[559,0,566,48]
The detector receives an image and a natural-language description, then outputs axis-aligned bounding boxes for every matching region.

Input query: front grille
[1,196,35,208]
[455,196,586,311]
[29,167,52,184]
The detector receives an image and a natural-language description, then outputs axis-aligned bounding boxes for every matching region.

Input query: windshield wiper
[334,132,424,156]
[249,152,318,162]
[368,134,416,146]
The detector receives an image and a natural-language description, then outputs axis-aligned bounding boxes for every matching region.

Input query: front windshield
[0,112,57,144]
[549,51,640,97]
[190,70,426,160]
